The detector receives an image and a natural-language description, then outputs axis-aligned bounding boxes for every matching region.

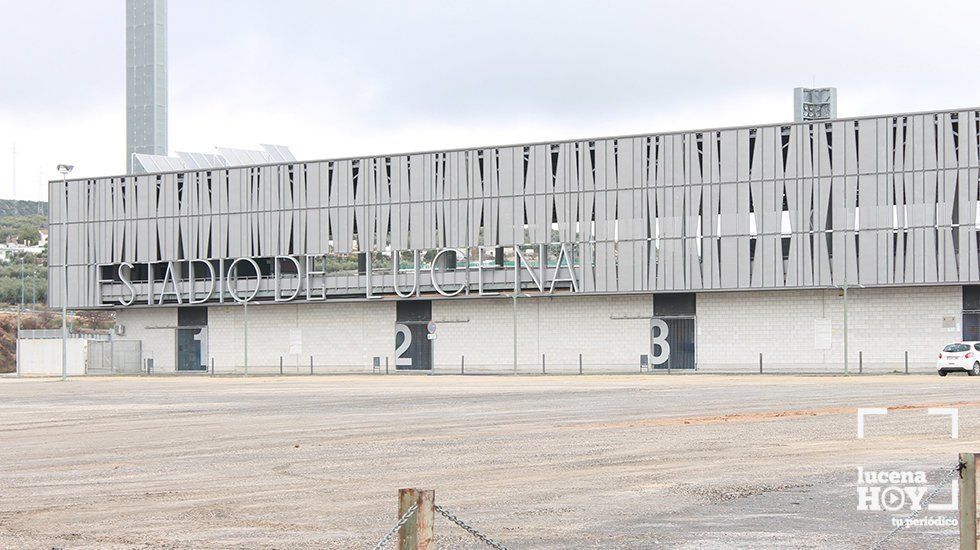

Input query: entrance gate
[395,301,433,370]
[176,327,208,372]
[651,317,696,370]
[86,340,143,374]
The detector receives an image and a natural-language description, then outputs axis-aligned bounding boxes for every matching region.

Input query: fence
[86,340,143,375]
[19,328,107,340]
[699,350,932,375]
[871,454,980,549]
[373,488,508,550]
[204,355,649,376]
[382,461,977,549]
[194,350,938,376]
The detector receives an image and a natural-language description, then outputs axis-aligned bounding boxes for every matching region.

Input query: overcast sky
[1,0,979,198]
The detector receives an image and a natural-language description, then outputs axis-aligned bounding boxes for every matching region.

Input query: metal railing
[19,328,106,340]
[191,353,936,376]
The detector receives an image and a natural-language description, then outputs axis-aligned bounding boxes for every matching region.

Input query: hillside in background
[0,199,116,372]
[0,199,47,244]
[0,199,46,217]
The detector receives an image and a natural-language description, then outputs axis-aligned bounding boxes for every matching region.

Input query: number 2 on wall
[395,323,412,367]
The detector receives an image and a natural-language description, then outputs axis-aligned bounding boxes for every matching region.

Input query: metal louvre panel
[45,108,980,307]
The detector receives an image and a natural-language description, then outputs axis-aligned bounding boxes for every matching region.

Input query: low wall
[18,338,87,376]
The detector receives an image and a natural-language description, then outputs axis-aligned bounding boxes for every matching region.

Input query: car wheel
[939,370,948,377]
[972,363,980,377]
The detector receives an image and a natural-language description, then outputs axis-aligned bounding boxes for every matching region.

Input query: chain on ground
[372,502,419,550]
[434,504,509,550]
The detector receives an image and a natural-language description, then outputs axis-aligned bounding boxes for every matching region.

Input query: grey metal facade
[126,0,168,172]
[51,108,980,308]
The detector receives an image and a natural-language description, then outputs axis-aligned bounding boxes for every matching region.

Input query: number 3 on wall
[395,323,412,367]
[650,319,670,365]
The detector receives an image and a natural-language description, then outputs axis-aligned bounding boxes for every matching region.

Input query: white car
[937,342,980,376]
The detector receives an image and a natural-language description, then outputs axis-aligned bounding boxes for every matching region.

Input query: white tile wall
[207,301,396,373]
[431,294,652,374]
[111,286,964,375]
[116,307,177,372]
[696,287,962,373]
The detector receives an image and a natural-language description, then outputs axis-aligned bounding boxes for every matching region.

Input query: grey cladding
[50,109,980,307]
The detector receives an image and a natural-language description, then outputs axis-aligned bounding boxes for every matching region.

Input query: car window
[975,344,980,351]
[944,344,970,352]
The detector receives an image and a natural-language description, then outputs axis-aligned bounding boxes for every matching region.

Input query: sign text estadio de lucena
[100,243,581,306]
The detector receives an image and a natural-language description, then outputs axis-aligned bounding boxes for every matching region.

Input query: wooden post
[397,488,435,550]
[398,488,419,550]
[960,452,977,550]
[416,489,435,550]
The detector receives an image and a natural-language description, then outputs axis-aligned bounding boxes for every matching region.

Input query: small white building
[16,329,142,376]
[0,242,45,262]
[16,330,88,376]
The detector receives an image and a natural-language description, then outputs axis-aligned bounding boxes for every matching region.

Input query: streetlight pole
[16,251,23,374]
[57,164,73,381]
[243,299,249,377]
[841,180,856,376]
[839,228,864,376]
[842,221,849,377]
[512,293,517,375]
[843,278,849,376]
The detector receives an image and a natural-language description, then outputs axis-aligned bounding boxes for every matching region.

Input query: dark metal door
[395,301,432,370]
[176,327,207,372]
[652,317,696,370]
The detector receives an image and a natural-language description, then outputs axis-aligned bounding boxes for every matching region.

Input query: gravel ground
[0,374,977,549]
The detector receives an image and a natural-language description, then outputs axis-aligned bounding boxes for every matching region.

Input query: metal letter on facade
[392,250,420,298]
[117,262,137,306]
[226,257,261,303]
[158,261,182,305]
[187,259,216,304]
[430,249,468,297]
[274,256,302,302]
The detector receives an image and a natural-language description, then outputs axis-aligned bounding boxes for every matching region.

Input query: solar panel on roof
[260,144,296,162]
[132,153,187,173]
[177,152,226,170]
[132,144,295,173]
[216,148,266,166]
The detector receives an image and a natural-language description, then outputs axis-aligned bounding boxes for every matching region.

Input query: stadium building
[47,107,980,374]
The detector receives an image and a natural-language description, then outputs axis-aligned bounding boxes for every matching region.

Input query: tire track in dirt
[565,400,980,430]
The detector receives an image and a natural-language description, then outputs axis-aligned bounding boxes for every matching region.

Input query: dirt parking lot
[0,374,977,549]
